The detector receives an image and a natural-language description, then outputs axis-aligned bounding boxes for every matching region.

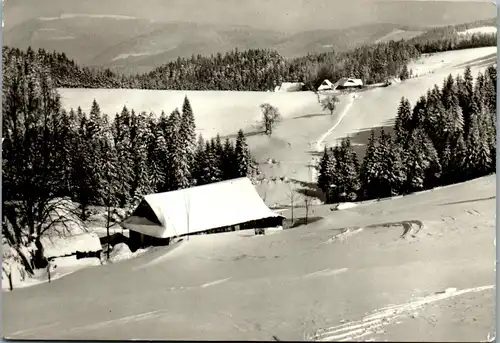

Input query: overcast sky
[3,0,496,32]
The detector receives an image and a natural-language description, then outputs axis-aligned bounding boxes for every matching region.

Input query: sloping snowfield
[458,26,497,35]
[58,89,325,139]
[2,175,495,341]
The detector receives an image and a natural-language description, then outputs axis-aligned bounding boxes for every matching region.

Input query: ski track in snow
[304,268,349,279]
[314,228,364,248]
[9,311,169,338]
[201,277,232,288]
[66,310,166,333]
[7,322,62,337]
[309,94,356,183]
[310,285,495,342]
[315,94,357,152]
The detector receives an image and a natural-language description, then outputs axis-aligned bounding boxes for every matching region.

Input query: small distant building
[275,82,305,92]
[318,79,335,91]
[335,77,364,90]
[40,232,103,261]
[121,177,285,251]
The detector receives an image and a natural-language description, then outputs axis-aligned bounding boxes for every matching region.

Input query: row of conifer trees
[317,65,496,203]
[2,28,495,92]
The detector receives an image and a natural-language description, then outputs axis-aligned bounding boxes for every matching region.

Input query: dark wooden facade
[128,215,284,250]
[128,229,170,252]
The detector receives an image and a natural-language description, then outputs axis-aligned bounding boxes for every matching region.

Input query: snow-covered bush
[109,243,133,262]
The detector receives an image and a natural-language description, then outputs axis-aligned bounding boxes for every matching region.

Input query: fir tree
[179,96,196,182]
[371,130,405,198]
[359,129,379,200]
[421,132,441,190]
[149,121,168,192]
[411,95,427,131]
[403,131,427,193]
[399,64,410,81]
[335,137,360,202]
[394,97,413,146]
[222,138,236,179]
[464,108,485,179]
[129,110,154,200]
[460,66,475,135]
[317,147,336,202]
[192,135,206,186]
[200,141,223,184]
[449,133,468,183]
[111,107,134,206]
[235,129,250,177]
[165,108,189,190]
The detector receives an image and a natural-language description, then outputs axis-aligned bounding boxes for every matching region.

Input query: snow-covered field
[458,26,497,35]
[374,29,423,43]
[58,89,324,139]
[2,175,496,341]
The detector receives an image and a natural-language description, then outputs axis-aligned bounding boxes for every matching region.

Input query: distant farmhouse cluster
[317,78,364,91]
[274,78,364,92]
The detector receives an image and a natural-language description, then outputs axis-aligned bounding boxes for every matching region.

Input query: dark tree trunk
[33,237,48,269]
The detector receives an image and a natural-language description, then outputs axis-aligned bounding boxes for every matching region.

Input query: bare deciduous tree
[321,95,340,115]
[286,184,299,225]
[260,103,282,136]
[313,90,321,103]
[303,191,314,225]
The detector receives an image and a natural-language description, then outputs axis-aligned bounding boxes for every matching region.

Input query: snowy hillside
[2,174,495,341]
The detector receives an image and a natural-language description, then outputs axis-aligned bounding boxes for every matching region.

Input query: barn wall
[128,230,170,252]
[186,216,284,237]
[128,215,284,249]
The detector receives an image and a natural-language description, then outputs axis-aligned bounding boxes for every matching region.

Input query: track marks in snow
[315,94,357,152]
[167,277,232,292]
[291,268,348,281]
[201,277,232,288]
[309,285,495,342]
[466,209,482,216]
[315,228,364,247]
[65,310,166,334]
[7,322,62,338]
[304,268,348,279]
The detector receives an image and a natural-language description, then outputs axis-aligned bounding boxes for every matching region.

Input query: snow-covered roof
[121,177,284,239]
[276,82,305,92]
[336,78,363,87]
[40,233,102,259]
[318,79,334,91]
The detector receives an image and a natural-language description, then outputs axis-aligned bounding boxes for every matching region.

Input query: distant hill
[0,19,432,75]
[3,0,496,74]
[274,24,424,58]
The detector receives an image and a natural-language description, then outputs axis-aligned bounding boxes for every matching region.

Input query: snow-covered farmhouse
[121,178,285,251]
[274,82,305,92]
[335,77,363,90]
[317,79,335,91]
[317,78,364,91]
